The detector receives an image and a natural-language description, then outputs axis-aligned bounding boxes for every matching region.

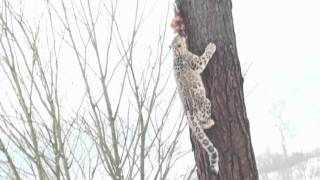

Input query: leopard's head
[170,35,188,57]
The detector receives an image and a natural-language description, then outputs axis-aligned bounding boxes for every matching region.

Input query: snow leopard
[170,35,219,175]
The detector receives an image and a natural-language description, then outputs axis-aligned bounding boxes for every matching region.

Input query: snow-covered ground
[259,157,320,180]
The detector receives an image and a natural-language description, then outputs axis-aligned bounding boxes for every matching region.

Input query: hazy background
[233,0,320,154]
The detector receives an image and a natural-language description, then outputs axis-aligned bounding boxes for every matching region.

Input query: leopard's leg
[195,93,215,129]
[186,111,219,175]
[200,42,216,67]
[201,98,215,129]
[188,42,216,73]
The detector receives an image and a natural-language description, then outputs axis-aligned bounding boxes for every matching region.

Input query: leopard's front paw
[206,42,216,53]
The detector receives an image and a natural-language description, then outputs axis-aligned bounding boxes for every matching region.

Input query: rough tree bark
[176,0,259,179]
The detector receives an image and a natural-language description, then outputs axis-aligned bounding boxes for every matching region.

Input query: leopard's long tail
[186,111,219,175]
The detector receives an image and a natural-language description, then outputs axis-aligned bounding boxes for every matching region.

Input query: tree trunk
[176,0,259,179]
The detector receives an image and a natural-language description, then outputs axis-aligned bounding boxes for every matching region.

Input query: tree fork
[176,0,259,179]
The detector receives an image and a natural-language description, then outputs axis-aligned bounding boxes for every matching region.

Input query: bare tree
[176,0,259,179]
[0,0,195,179]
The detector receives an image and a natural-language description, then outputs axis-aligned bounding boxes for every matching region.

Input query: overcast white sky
[233,0,320,154]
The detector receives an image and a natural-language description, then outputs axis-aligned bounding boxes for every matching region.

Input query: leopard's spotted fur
[171,35,219,175]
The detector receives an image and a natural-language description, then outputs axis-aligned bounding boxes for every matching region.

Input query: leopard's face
[170,35,188,57]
